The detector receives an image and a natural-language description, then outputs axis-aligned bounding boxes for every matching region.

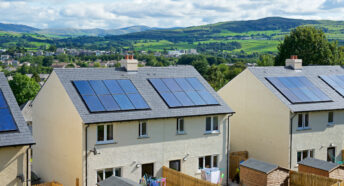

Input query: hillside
[0,23,39,33]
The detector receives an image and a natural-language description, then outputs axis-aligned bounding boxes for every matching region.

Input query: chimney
[285,55,302,70]
[120,54,138,71]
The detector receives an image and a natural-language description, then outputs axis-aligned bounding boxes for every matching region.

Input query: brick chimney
[285,55,302,70]
[120,55,138,71]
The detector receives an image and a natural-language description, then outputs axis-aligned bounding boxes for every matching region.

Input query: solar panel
[149,77,219,108]
[266,76,332,104]
[0,91,17,132]
[320,75,344,97]
[73,79,149,113]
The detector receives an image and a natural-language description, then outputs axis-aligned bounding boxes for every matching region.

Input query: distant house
[35,50,44,56]
[31,55,233,185]
[0,72,35,185]
[219,56,344,169]
[56,48,65,55]
[51,62,68,68]
[1,54,10,61]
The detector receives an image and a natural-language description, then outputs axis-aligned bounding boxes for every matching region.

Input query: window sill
[138,135,149,139]
[296,127,311,131]
[177,131,187,135]
[96,140,116,145]
[204,131,220,135]
[327,123,335,127]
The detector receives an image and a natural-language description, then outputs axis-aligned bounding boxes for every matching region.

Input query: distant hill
[0,23,39,33]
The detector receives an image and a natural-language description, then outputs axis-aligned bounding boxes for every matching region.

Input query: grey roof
[97,176,141,186]
[240,158,278,174]
[54,66,233,124]
[0,72,35,147]
[298,157,339,172]
[248,66,344,112]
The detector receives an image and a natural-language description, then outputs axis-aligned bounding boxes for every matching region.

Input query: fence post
[76,178,79,186]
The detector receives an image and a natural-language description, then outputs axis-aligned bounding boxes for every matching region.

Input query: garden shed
[298,158,344,180]
[240,158,289,186]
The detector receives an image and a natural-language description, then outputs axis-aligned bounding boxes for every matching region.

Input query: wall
[266,169,289,186]
[218,69,290,168]
[86,115,228,185]
[240,166,267,186]
[32,71,83,185]
[0,146,28,186]
[329,167,344,180]
[291,111,344,169]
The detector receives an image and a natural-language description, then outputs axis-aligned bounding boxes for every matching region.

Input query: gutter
[26,145,32,186]
[85,124,90,186]
[227,113,234,186]
[290,113,297,169]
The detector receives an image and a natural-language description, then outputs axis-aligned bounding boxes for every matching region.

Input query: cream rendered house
[219,57,344,170]
[31,57,233,186]
[0,72,35,185]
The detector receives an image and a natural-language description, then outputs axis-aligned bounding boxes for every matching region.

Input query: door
[169,160,181,171]
[142,163,154,177]
[327,147,336,163]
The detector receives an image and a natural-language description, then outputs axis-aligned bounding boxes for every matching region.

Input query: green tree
[93,62,101,68]
[275,26,343,66]
[31,72,41,83]
[257,54,275,66]
[48,45,57,52]
[9,73,40,105]
[43,56,53,67]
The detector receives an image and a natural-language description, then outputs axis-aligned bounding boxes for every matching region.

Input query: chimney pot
[125,55,129,60]
[120,55,138,71]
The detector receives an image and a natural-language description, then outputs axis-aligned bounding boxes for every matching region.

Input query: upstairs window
[139,121,148,137]
[328,112,334,125]
[206,116,219,133]
[297,113,309,130]
[97,124,113,143]
[177,118,185,134]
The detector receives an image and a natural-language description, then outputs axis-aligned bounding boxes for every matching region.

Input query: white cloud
[0,0,342,29]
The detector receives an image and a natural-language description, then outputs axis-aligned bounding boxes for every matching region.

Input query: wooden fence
[162,166,219,186]
[290,170,341,186]
[33,181,63,186]
[229,151,248,180]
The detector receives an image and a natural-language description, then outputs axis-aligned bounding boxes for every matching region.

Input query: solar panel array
[266,76,332,104]
[0,90,17,132]
[319,75,344,97]
[149,77,219,108]
[73,80,149,112]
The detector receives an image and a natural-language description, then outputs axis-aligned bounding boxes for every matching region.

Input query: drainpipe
[85,124,89,186]
[26,145,32,186]
[227,113,234,186]
[290,113,296,169]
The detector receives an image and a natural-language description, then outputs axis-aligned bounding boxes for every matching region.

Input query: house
[0,72,35,185]
[1,54,10,61]
[56,48,65,55]
[218,55,344,170]
[31,56,234,185]
[298,158,344,180]
[240,158,289,186]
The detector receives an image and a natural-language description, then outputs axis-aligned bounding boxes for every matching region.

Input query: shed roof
[299,158,339,172]
[97,176,141,186]
[54,66,233,124]
[240,158,278,174]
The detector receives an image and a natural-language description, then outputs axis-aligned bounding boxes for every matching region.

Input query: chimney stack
[285,55,302,70]
[120,54,138,71]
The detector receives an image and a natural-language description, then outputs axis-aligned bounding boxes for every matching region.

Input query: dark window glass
[297,152,301,162]
[105,168,113,179]
[97,170,104,182]
[98,125,104,141]
[115,168,121,177]
[328,112,334,123]
[213,116,218,131]
[177,118,184,132]
[213,156,218,168]
[305,113,309,127]
[298,114,303,128]
[198,157,204,169]
[205,156,211,168]
[140,122,147,136]
[206,117,211,131]
[107,125,113,141]
[310,150,314,158]
[302,150,308,159]
[327,147,336,163]
[169,160,181,171]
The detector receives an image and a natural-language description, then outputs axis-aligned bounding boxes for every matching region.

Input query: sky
[1,0,344,29]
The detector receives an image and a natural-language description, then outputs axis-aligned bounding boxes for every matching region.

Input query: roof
[248,66,344,112]
[54,66,233,124]
[97,176,141,186]
[298,158,339,172]
[0,72,35,147]
[240,158,278,174]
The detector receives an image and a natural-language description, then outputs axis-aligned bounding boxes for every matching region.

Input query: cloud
[0,0,342,29]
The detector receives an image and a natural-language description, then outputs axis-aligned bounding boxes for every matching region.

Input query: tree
[31,72,41,83]
[275,26,344,66]
[9,73,40,105]
[43,56,53,67]
[257,54,275,66]
[48,45,57,52]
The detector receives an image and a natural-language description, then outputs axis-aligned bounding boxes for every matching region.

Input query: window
[297,113,309,129]
[169,160,181,171]
[198,155,218,169]
[139,121,147,137]
[97,124,114,143]
[114,167,122,177]
[328,112,334,125]
[327,147,336,163]
[205,116,219,133]
[97,168,116,183]
[297,149,314,162]
[177,118,185,134]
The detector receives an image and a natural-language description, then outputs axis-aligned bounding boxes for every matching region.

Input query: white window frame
[198,155,219,170]
[328,112,334,126]
[297,149,314,163]
[177,118,185,134]
[205,116,219,134]
[96,124,114,144]
[139,121,148,137]
[297,113,310,130]
[97,167,122,183]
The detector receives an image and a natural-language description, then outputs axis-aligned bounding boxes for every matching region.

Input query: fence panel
[230,151,248,180]
[33,181,63,186]
[162,166,219,186]
[290,170,340,186]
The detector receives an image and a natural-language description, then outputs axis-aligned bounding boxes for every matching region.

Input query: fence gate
[229,151,248,180]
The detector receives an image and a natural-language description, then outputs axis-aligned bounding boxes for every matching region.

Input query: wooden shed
[298,158,344,180]
[240,158,289,186]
